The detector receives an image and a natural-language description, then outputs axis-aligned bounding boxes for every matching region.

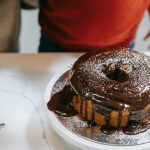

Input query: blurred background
[20,9,40,53]
[20,9,149,53]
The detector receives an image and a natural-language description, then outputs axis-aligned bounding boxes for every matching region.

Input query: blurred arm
[0,0,20,52]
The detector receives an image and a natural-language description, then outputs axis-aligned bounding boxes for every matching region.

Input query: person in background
[38,0,150,52]
[0,0,20,52]
[0,0,38,52]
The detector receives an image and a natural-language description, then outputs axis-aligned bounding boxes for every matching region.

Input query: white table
[0,53,82,150]
[1,51,150,150]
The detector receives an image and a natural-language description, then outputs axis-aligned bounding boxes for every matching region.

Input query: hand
[144,30,150,49]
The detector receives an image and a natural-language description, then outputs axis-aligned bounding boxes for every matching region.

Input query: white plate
[44,70,150,150]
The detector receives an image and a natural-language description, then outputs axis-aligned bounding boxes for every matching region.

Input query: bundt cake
[70,48,150,128]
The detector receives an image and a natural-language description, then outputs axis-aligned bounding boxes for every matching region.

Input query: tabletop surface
[0,53,83,150]
[1,52,150,150]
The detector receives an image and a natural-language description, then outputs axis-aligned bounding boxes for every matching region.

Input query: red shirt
[39,0,150,51]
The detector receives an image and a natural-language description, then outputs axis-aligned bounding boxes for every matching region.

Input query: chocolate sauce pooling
[88,120,150,135]
[122,121,150,135]
[48,85,77,117]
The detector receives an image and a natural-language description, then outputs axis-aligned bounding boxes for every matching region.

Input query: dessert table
[0,53,82,150]
[1,51,150,150]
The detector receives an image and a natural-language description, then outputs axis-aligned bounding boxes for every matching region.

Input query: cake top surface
[70,48,150,111]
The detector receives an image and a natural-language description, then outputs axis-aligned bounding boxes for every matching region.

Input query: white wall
[20,9,40,53]
[135,11,150,53]
[20,10,150,53]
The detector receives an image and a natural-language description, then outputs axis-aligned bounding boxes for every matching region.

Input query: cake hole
[107,68,129,82]
[103,64,129,82]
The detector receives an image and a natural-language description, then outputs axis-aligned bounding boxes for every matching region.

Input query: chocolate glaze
[92,94,130,111]
[70,48,150,111]
[48,85,77,117]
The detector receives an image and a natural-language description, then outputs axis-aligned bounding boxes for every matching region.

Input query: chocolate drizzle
[48,85,77,117]
[92,94,130,111]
